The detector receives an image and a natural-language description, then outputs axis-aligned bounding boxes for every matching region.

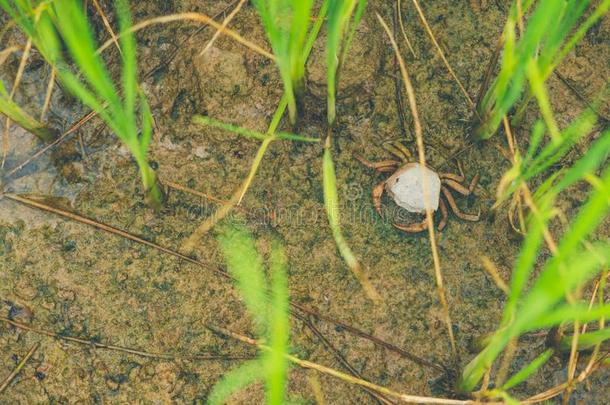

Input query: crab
[357,141,480,233]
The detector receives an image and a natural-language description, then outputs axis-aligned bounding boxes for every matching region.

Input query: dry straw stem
[408,0,476,114]
[520,351,609,404]
[396,0,417,58]
[377,13,457,355]
[480,256,509,294]
[2,37,33,169]
[200,0,247,56]
[0,342,39,394]
[97,12,275,60]
[91,0,122,54]
[40,68,55,122]
[308,372,327,405]
[180,134,275,253]
[209,324,484,405]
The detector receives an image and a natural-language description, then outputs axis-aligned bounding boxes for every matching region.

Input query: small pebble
[105,378,119,391]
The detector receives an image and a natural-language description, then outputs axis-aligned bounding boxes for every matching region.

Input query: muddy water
[1,1,609,403]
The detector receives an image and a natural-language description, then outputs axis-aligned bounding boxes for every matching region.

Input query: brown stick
[0,317,250,362]
[3,193,443,373]
[0,343,39,394]
[208,324,478,405]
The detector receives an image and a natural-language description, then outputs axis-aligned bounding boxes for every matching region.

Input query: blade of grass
[266,240,290,405]
[192,115,319,143]
[323,136,380,303]
[207,359,265,405]
[217,225,268,334]
[501,348,554,390]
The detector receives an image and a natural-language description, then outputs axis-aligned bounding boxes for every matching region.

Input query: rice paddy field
[0,1,608,403]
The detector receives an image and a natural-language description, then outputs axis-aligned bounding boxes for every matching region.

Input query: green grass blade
[476,0,606,139]
[139,90,153,154]
[323,138,380,302]
[559,328,610,352]
[207,360,265,405]
[503,199,549,321]
[116,0,137,134]
[192,115,319,142]
[551,0,610,77]
[502,348,554,390]
[50,0,121,111]
[265,240,289,405]
[217,225,268,335]
[251,0,314,123]
[326,0,356,125]
[552,129,610,195]
[534,303,610,330]
[552,168,610,259]
[0,80,55,141]
[338,0,367,69]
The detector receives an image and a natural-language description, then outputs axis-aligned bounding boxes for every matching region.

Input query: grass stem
[377,13,458,356]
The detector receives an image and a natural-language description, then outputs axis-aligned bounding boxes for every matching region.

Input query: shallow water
[1,1,609,403]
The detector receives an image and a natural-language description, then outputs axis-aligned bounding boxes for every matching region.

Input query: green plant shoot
[210,225,290,404]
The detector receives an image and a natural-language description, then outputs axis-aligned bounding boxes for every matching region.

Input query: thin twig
[409,0,478,116]
[396,0,417,58]
[97,13,274,60]
[199,0,247,56]
[91,0,122,54]
[301,317,396,405]
[5,110,97,177]
[2,37,33,169]
[40,68,55,122]
[554,71,609,122]
[377,13,458,356]
[0,343,39,394]
[0,316,250,362]
[3,193,441,371]
[293,302,446,373]
[208,324,480,405]
[161,178,232,206]
[392,1,411,142]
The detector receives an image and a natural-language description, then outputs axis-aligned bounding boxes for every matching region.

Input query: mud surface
[1,1,609,403]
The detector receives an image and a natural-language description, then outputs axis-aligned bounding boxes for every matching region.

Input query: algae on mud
[0,0,609,403]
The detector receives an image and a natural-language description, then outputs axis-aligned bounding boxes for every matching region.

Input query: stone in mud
[193,46,253,97]
[386,163,441,213]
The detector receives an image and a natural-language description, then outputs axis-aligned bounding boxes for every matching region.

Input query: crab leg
[393,217,429,233]
[468,173,480,192]
[440,172,465,183]
[441,186,480,221]
[437,198,449,231]
[356,155,401,173]
[383,141,412,162]
[442,178,471,196]
[373,181,386,218]
[442,172,480,195]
